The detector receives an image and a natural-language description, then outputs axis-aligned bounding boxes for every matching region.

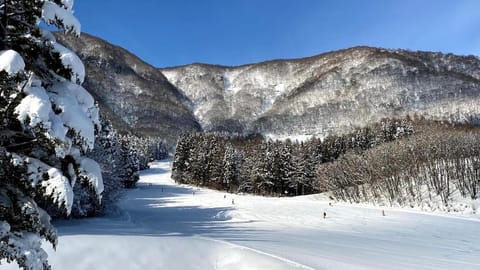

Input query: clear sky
[73,0,480,68]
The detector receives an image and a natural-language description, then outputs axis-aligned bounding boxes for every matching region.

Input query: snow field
[2,160,480,270]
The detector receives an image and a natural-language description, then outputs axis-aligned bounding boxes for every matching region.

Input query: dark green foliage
[172,118,480,207]
[0,148,56,270]
[171,118,415,196]
[0,71,25,132]
[0,1,98,268]
[88,118,168,204]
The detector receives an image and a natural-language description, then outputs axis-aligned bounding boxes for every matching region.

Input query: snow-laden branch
[42,0,80,35]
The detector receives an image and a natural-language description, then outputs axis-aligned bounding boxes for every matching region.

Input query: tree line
[172,119,414,196]
[173,118,480,211]
[85,117,170,216]
[317,122,480,207]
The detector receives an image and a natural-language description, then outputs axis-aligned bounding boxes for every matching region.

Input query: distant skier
[323,211,326,219]
[224,194,226,199]
[382,209,385,216]
[232,199,235,205]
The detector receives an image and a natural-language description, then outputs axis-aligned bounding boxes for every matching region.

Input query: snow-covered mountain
[56,33,480,139]
[162,47,480,137]
[54,33,201,142]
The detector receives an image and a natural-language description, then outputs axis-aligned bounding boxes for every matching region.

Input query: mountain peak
[55,33,480,140]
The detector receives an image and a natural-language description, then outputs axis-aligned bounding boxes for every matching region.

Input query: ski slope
[3,160,480,270]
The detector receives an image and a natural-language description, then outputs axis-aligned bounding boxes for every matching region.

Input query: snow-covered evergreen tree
[260,141,278,195]
[120,141,140,188]
[86,117,123,210]
[0,1,102,268]
[172,133,190,183]
[279,141,294,195]
[222,143,238,192]
[206,135,224,189]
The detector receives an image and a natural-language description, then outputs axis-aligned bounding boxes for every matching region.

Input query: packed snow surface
[2,160,479,270]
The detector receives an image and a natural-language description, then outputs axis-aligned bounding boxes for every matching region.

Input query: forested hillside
[172,118,480,211]
[163,47,480,137]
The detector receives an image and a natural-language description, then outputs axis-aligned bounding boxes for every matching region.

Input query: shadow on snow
[54,179,271,243]
[138,166,167,177]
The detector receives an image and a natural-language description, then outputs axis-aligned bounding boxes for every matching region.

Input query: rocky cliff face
[55,33,201,143]
[162,47,480,138]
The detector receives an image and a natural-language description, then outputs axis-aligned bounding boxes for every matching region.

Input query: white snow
[15,80,99,152]
[264,133,316,142]
[15,85,52,128]
[61,0,74,11]
[0,232,48,270]
[42,168,74,215]
[42,1,81,36]
[25,158,74,214]
[0,221,10,234]
[48,81,98,150]
[0,50,25,75]
[77,157,104,196]
[2,160,479,270]
[223,69,244,94]
[51,42,85,83]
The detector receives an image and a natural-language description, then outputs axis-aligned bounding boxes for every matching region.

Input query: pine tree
[279,141,295,195]
[87,117,124,209]
[222,143,238,192]
[117,136,140,188]
[261,141,280,195]
[172,133,190,183]
[0,1,102,268]
[206,135,225,189]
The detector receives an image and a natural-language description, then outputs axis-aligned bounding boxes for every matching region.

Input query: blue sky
[74,0,480,67]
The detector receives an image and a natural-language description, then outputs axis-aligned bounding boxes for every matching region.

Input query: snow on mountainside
[54,33,201,143]
[162,47,480,137]
[51,32,480,140]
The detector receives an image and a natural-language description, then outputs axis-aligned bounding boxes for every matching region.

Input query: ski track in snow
[2,160,480,270]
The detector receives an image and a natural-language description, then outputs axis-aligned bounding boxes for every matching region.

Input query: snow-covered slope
[162,48,480,137]
[54,33,201,143]
[3,161,479,270]
[52,34,480,139]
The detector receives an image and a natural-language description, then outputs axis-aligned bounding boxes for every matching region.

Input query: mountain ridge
[54,32,201,143]
[56,32,480,141]
[161,45,479,70]
[162,46,480,137]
